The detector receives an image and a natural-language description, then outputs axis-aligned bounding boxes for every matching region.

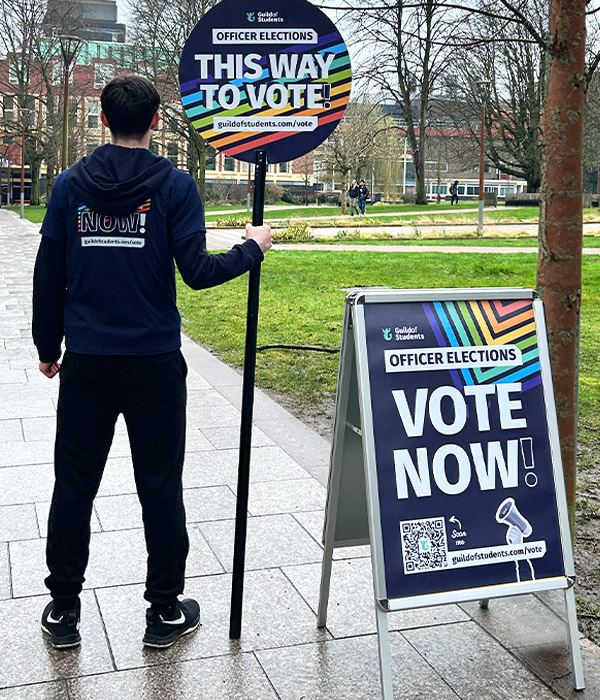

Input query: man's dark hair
[101,75,160,138]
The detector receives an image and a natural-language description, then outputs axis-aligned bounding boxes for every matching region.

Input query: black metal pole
[229,149,267,639]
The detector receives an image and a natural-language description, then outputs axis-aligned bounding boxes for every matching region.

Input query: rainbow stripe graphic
[423,299,541,393]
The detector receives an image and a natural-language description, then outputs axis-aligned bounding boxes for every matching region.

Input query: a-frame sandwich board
[317,288,584,698]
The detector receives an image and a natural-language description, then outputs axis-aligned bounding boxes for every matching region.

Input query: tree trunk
[187,125,206,200]
[341,172,348,215]
[537,0,586,532]
[30,160,40,205]
[414,146,427,204]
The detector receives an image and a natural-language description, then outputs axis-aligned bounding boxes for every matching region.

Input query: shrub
[216,215,251,228]
[265,183,284,204]
[273,220,312,241]
[318,192,341,206]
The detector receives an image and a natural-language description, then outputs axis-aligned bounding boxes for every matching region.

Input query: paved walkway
[206,227,600,254]
[1,208,599,699]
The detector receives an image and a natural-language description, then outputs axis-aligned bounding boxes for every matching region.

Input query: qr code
[400,517,448,575]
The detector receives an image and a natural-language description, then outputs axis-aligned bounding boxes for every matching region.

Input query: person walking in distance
[450,180,459,206]
[347,178,359,216]
[32,75,272,650]
[357,179,369,216]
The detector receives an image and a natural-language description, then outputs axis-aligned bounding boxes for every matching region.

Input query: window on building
[86,139,99,154]
[94,62,114,90]
[9,58,20,84]
[466,185,479,195]
[206,146,216,170]
[167,142,178,166]
[279,161,289,173]
[241,161,249,173]
[425,161,448,172]
[3,96,14,124]
[87,100,99,129]
[224,155,235,171]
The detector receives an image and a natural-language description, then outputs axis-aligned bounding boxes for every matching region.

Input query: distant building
[43,0,126,43]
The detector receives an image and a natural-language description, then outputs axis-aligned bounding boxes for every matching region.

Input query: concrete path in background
[1,207,599,699]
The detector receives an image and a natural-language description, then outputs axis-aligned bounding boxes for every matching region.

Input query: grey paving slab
[0,440,54,468]
[0,681,69,699]
[95,569,329,670]
[0,543,10,599]
[20,417,131,460]
[256,632,460,700]
[187,388,237,412]
[190,402,242,429]
[35,501,102,539]
[0,368,27,384]
[403,621,557,699]
[183,445,310,488]
[0,463,55,506]
[0,383,57,400]
[0,419,23,442]
[9,526,223,597]
[0,397,56,421]
[185,427,214,452]
[241,477,327,516]
[200,514,324,572]
[283,558,468,639]
[0,591,113,689]
[253,415,331,486]
[95,457,138,497]
[201,424,274,450]
[68,653,277,700]
[94,486,238,531]
[0,503,39,541]
[292,510,372,560]
[20,417,56,442]
[181,335,243,387]
[9,357,41,370]
[460,593,569,649]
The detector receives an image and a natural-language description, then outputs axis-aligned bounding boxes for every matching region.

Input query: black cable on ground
[256,344,339,353]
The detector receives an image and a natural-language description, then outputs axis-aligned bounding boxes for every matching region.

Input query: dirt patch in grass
[574,432,600,645]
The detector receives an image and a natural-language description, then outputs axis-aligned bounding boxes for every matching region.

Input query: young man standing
[32,75,272,649]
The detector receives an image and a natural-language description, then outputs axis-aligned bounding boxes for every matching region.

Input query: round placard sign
[178,0,352,163]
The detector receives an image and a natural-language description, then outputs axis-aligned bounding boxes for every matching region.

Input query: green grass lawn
[204,200,488,223]
[178,251,600,440]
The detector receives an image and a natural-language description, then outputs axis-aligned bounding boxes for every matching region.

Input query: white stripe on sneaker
[160,611,186,625]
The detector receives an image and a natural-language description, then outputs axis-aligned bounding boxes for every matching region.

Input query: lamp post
[476,81,490,233]
[58,35,82,171]
[0,145,10,207]
[19,107,33,219]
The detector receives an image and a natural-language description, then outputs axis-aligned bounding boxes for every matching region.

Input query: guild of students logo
[179,0,352,164]
[78,199,151,248]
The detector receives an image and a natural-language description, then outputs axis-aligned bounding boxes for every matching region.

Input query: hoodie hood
[69,143,173,216]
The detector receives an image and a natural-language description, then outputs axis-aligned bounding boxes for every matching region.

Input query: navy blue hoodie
[33,144,262,361]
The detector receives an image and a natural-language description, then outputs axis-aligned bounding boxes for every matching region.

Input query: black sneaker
[41,600,81,649]
[142,598,200,648]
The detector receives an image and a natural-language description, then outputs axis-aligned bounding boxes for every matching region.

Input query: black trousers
[45,350,189,609]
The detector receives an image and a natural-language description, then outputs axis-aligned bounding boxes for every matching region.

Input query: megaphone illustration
[496,497,532,544]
